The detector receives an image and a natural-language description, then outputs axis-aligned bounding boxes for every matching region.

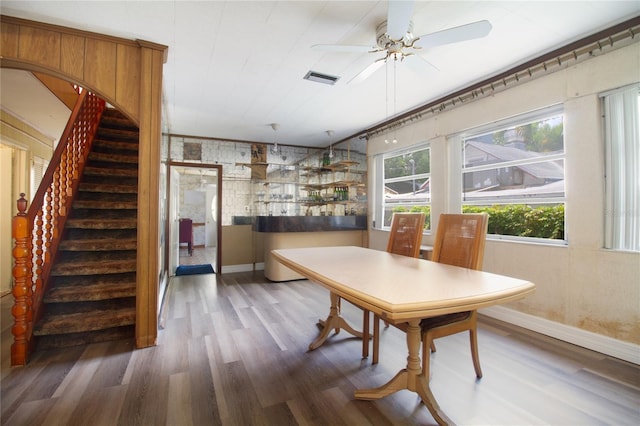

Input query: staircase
[33,108,139,350]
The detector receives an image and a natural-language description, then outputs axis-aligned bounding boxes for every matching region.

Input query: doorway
[168,162,222,274]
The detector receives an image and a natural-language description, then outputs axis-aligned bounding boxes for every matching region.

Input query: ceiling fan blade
[312,44,375,53]
[386,0,415,40]
[414,20,492,49]
[348,59,386,84]
[404,54,439,74]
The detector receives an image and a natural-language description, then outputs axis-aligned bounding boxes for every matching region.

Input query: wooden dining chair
[370,212,425,363]
[371,213,488,380]
[420,212,488,379]
[386,212,426,258]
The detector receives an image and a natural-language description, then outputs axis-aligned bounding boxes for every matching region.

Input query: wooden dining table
[271,245,536,425]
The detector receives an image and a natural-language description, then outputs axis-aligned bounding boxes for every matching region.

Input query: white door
[169,168,180,274]
[205,183,217,248]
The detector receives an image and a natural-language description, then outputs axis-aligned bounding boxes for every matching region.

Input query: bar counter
[253,215,368,281]
[253,215,367,233]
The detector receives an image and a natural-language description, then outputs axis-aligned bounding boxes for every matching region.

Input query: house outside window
[459,107,566,243]
[377,144,431,230]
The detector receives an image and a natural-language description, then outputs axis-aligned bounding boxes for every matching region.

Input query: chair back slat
[386,213,425,258]
[432,213,488,270]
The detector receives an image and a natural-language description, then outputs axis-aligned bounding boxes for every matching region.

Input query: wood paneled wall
[0,15,167,348]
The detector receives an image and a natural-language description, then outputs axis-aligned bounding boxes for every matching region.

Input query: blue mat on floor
[175,264,214,276]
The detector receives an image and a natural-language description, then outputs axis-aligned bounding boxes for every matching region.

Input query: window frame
[374,142,431,231]
[450,105,567,245]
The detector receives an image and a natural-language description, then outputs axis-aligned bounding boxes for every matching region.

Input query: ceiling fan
[312,1,492,84]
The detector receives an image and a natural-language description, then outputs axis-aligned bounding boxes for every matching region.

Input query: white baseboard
[220,263,264,274]
[480,306,640,365]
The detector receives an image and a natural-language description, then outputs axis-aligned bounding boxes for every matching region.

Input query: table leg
[372,314,380,365]
[354,319,454,426]
[362,309,370,358]
[310,292,364,351]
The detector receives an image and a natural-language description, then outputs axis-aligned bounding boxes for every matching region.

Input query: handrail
[11,89,105,366]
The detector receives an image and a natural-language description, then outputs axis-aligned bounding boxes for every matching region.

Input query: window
[31,156,49,199]
[602,84,640,252]
[459,107,566,242]
[376,144,431,230]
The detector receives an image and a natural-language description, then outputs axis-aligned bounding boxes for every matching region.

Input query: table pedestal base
[310,292,365,351]
[353,320,454,426]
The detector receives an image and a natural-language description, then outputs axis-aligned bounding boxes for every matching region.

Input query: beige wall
[368,43,640,345]
[221,225,264,268]
[0,146,12,295]
[0,111,55,295]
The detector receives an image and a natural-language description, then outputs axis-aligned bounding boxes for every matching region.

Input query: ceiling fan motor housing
[376,21,414,58]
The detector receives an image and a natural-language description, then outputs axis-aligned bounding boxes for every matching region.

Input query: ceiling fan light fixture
[270,123,280,154]
[326,130,335,158]
[313,0,492,84]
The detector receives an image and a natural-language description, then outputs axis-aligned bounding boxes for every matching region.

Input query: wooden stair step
[100,110,136,122]
[70,208,137,220]
[59,238,137,251]
[88,152,138,164]
[36,325,135,350]
[72,199,138,209]
[78,182,137,193]
[44,280,136,303]
[95,127,139,140]
[92,137,139,148]
[65,218,137,229]
[51,258,137,276]
[34,306,136,335]
[83,166,138,178]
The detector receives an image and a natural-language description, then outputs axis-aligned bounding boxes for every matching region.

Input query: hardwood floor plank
[204,334,230,424]
[216,360,267,425]
[71,384,129,426]
[116,346,170,425]
[3,398,57,426]
[85,339,135,388]
[187,336,222,425]
[211,311,241,364]
[43,343,112,425]
[250,305,289,351]
[167,371,193,426]
[216,291,246,332]
[321,385,376,425]
[1,352,63,423]
[230,326,297,408]
[259,401,298,425]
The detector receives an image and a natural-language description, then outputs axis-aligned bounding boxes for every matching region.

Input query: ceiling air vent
[303,71,339,85]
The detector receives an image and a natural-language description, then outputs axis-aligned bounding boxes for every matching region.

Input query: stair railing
[11,89,105,366]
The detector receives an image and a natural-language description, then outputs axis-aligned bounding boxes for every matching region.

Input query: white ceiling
[1,1,638,148]
[1,69,72,144]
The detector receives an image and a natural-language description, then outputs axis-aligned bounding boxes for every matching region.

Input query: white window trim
[374,142,431,230]
[449,105,567,245]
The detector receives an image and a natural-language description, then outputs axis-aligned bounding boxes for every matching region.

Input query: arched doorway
[1,15,168,350]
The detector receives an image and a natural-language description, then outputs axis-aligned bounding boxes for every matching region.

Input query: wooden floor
[2,271,639,425]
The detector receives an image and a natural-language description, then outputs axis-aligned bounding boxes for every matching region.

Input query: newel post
[11,193,31,366]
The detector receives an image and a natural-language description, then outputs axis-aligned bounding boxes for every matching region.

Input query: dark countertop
[253,215,367,232]
[232,216,253,225]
